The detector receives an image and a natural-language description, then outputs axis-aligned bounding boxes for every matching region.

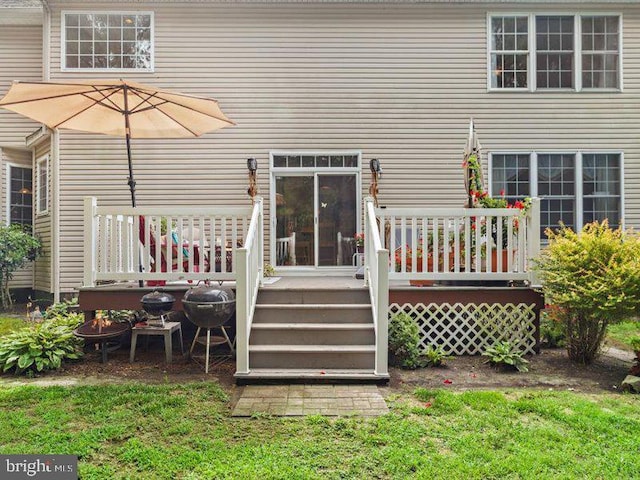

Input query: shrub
[630,336,640,353]
[388,312,422,369]
[0,225,41,308]
[482,341,529,373]
[422,345,451,367]
[42,298,79,320]
[0,308,84,375]
[539,305,567,348]
[535,221,640,364]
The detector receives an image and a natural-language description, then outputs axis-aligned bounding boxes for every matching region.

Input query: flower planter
[406,256,435,287]
[488,250,512,273]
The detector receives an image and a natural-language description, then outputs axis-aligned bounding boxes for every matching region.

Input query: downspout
[40,0,60,302]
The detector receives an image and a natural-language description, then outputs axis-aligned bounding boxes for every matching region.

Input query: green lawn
[0,383,638,479]
[0,316,28,336]
[607,319,640,349]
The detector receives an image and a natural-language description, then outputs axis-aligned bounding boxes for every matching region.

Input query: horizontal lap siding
[0,25,42,147]
[47,1,640,292]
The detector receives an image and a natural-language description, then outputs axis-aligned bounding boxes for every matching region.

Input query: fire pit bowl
[141,290,175,317]
[182,285,235,329]
[74,319,131,363]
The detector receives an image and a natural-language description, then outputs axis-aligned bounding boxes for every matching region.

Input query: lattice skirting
[389,302,538,355]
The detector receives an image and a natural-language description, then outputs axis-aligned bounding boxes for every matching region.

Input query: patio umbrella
[463,117,484,208]
[0,79,235,207]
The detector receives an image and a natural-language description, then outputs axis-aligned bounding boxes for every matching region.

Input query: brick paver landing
[232,385,389,417]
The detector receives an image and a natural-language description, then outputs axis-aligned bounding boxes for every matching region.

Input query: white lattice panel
[389,302,537,355]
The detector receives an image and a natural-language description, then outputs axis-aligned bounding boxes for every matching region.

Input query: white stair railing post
[84,196,98,287]
[527,197,542,286]
[376,248,389,376]
[236,247,249,374]
[256,196,264,286]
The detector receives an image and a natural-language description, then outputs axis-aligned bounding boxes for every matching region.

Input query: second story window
[489,14,622,92]
[63,12,153,71]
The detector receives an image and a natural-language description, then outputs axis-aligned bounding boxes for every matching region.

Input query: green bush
[42,298,79,320]
[0,225,41,308]
[630,336,640,353]
[535,221,640,364]
[422,345,452,367]
[0,309,84,375]
[482,341,529,373]
[388,312,422,369]
[540,306,566,348]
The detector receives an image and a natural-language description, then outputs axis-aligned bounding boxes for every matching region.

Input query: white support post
[256,196,264,286]
[83,197,98,287]
[375,248,389,376]
[527,198,542,286]
[235,248,249,374]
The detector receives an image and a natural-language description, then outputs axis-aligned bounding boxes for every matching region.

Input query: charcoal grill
[141,290,175,326]
[182,284,235,373]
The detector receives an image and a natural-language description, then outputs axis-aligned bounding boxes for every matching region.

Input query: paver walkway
[232,384,389,417]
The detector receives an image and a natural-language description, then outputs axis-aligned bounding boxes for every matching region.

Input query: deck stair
[239,286,387,382]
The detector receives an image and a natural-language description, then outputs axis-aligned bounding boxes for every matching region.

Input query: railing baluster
[433,217,439,273]
[221,217,228,273]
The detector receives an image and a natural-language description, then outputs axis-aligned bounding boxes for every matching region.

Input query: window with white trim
[36,155,48,215]
[8,165,33,226]
[63,12,153,71]
[489,14,622,91]
[490,152,622,238]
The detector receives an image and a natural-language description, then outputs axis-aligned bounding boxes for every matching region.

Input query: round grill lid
[141,290,176,305]
[183,285,235,304]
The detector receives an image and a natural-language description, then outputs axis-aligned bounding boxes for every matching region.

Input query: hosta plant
[0,313,84,375]
[482,341,529,373]
[422,345,452,367]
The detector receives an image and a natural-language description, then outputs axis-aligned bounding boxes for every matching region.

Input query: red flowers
[443,379,453,385]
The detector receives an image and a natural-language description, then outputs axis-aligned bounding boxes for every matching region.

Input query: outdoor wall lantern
[370,158,382,178]
[247,158,258,203]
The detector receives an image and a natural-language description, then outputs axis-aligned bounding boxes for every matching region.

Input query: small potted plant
[354,233,365,253]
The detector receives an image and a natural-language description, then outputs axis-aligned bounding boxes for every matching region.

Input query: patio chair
[138,216,209,286]
[276,232,296,266]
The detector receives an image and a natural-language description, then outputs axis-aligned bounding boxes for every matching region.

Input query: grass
[0,383,639,479]
[0,316,29,336]
[607,319,640,349]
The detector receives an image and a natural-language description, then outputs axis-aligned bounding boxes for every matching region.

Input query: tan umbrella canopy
[0,79,235,206]
[463,117,484,208]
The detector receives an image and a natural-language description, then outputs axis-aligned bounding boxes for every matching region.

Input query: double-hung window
[489,14,622,91]
[7,165,33,227]
[62,12,153,71]
[490,152,622,238]
[36,155,48,215]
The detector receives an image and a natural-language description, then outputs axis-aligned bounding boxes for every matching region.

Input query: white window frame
[61,10,155,73]
[36,154,49,216]
[487,13,623,92]
[5,162,33,226]
[488,150,624,233]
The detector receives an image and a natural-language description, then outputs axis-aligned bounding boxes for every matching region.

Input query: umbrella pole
[122,85,144,287]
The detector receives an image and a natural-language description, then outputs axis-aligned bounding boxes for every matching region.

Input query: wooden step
[235,368,389,384]
[250,322,375,345]
[253,304,372,324]
[249,344,375,369]
[257,288,370,305]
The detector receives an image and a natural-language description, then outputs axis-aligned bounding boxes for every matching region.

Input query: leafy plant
[482,341,529,372]
[0,313,84,375]
[263,263,276,278]
[422,345,452,367]
[42,297,79,320]
[0,225,41,308]
[540,305,567,348]
[389,312,422,369]
[630,336,640,353]
[534,221,640,364]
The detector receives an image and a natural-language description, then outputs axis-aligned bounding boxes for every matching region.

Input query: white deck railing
[235,197,264,375]
[364,197,390,376]
[83,196,254,286]
[377,198,541,284]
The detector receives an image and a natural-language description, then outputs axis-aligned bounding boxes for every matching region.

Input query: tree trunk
[565,311,608,364]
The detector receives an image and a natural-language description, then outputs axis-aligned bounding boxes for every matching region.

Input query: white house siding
[1,148,33,289]
[45,1,640,292]
[0,25,42,148]
[33,138,52,293]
